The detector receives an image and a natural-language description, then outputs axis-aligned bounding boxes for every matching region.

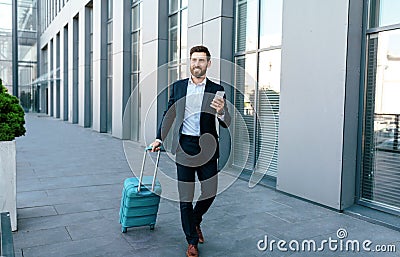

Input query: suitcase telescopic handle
[138,145,165,192]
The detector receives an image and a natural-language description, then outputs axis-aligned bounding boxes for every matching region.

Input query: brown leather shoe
[186,244,199,257]
[196,225,204,244]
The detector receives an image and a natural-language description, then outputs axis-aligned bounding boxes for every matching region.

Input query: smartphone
[215,91,225,99]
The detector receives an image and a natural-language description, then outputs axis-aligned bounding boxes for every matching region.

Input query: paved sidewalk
[12,114,400,257]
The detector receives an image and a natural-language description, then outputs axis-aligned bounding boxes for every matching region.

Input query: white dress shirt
[181,77,206,136]
[155,77,225,144]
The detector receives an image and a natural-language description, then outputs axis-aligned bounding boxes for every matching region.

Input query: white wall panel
[277,0,350,209]
[202,18,221,81]
[78,7,86,126]
[92,1,101,131]
[141,40,160,142]
[188,0,203,27]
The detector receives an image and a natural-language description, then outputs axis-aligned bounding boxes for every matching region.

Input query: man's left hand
[211,97,225,115]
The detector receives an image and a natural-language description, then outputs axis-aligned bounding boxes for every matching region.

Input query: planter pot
[0,140,17,231]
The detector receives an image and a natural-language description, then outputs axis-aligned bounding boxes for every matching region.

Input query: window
[168,0,187,85]
[130,0,141,141]
[86,2,93,128]
[106,0,113,133]
[233,0,282,177]
[72,15,79,123]
[0,0,13,90]
[360,0,400,213]
[42,46,49,113]
[369,0,400,28]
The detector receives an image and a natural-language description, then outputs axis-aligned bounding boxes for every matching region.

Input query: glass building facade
[0,0,38,111]
[0,0,14,92]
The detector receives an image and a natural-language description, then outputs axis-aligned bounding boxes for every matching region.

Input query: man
[151,45,231,257]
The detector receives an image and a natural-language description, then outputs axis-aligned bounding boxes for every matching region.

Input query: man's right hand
[150,140,162,152]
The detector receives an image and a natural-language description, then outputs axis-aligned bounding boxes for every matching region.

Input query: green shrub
[0,78,26,141]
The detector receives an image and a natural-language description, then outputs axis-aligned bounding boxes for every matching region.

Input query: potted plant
[0,78,26,231]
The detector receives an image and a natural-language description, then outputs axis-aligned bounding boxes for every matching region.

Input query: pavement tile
[157,199,180,214]
[17,205,58,219]
[17,211,104,232]
[263,202,338,224]
[16,167,37,180]
[54,198,121,215]
[12,227,71,249]
[17,178,44,192]
[22,235,133,257]
[122,225,184,251]
[66,218,123,241]
[36,173,127,190]
[17,190,49,208]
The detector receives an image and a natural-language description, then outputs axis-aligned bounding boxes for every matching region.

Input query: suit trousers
[176,134,218,245]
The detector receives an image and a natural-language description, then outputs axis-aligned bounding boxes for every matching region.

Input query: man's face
[190,52,211,78]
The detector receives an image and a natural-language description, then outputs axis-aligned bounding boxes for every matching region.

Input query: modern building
[3,0,400,227]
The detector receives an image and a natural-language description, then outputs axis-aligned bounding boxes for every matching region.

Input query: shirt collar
[189,76,207,86]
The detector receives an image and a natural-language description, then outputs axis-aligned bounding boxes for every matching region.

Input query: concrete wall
[112,0,131,138]
[277,0,360,210]
[141,0,168,144]
[60,26,67,121]
[48,39,53,117]
[339,0,363,210]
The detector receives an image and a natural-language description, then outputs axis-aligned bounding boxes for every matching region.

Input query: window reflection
[0,0,13,88]
[168,0,187,85]
[233,55,257,170]
[130,1,141,141]
[256,50,280,176]
[168,14,178,64]
[258,50,281,93]
[169,0,178,14]
[362,29,400,210]
[369,0,400,28]
[373,29,400,153]
[259,0,282,49]
[236,0,258,52]
[236,54,257,116]
[18,0,37,32]
[374,30,400,115]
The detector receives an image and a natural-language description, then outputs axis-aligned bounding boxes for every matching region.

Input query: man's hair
[190,45,211,61]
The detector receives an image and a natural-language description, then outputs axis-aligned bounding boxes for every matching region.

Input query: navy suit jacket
[156,78,231,159]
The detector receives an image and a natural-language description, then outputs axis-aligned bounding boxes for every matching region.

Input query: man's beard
[191,67,207,78]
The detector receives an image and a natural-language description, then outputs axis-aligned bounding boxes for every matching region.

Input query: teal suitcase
[119,146,164,233]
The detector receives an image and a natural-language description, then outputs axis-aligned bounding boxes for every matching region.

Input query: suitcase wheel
[150,224,155,230]
[122,227,127,233]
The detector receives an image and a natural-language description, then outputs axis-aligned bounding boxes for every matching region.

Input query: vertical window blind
[361,30,400,212]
